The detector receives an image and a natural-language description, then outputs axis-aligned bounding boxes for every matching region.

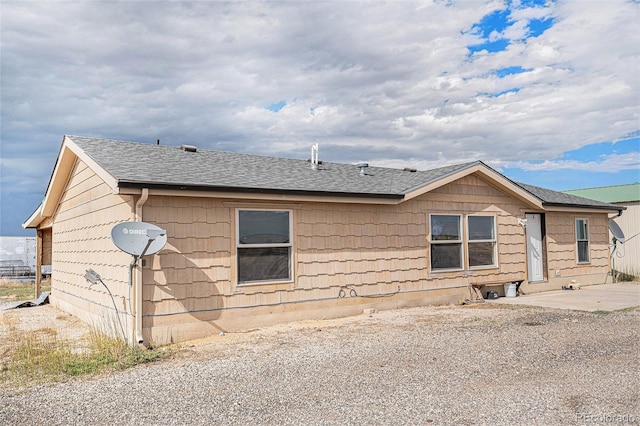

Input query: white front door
[526,213,544,282]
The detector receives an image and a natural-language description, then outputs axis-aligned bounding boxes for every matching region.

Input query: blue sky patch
[473,9,511,38]
[528,17,553,37]
[495,66,529,78]
[561,137,640,161]
[467,1,555,55]
[467,8,511,54]
[515,0,550,8]
[502,167,640,192]
[266,100,286,112]
[487,87,521,97]
[468,39,509,54]
[502,136,640,190]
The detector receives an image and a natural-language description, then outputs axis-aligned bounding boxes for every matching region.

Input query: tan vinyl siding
[140,174,533,343]
[417,174,529,283]
[545,212,610,277]
[46,169,614,344]
[142,196,232,334]
[50,160,133,332]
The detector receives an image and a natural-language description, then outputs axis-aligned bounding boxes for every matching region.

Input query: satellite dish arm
[139,230,166,258]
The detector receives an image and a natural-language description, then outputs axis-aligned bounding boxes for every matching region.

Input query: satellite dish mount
[111,221,167,286]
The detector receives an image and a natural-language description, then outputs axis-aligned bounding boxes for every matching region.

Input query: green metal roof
[563,183,640,204]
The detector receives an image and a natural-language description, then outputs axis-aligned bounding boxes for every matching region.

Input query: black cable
[338,285,401,299]
[98,277,127,341]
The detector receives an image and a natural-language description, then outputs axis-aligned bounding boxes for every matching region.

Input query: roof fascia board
[116,180,403,200]
[402,163,481,201]
[117,187,403,205]
[40,141,77,217]
[542,204,623,214]
[25,136,119,227]
[403,162,543,210]
[474,169,543,210]
[64,136,118,190]
[22,204,44,229]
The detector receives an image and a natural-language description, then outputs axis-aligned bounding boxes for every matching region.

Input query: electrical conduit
[134,188,149,344]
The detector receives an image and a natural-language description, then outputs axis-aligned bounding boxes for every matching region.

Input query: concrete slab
[489,282,640,312]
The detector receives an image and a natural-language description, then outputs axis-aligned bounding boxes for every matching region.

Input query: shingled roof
[517,182,626,211]
[67,136,480,199]
[24,135,624,229]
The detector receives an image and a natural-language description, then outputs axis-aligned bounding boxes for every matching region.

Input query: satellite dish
[111,222,167,257]
[608,220,626,244]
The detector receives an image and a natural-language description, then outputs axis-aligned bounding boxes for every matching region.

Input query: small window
[468,215,497,268]
[576,218,589,263]
[430,214,462,270]
[237,210,292,284]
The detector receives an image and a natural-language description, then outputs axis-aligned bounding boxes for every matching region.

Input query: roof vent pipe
[180,144,197,152]
[311,143,319,170]
[357,162,369,176]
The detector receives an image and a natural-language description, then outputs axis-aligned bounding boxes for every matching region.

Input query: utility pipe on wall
[35,229,43,299]
[134,188,149,345]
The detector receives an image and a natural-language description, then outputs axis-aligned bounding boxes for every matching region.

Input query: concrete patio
[490,282,640,312]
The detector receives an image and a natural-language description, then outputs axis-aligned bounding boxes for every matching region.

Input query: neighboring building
[24,136,624,345]
[564,183,639,279]
[0,236,36,277]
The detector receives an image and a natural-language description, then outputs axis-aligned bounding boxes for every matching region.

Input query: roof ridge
[562,182,640,192]
[67,135,482,173]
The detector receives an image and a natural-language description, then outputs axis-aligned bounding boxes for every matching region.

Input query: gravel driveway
[1,303,638,425]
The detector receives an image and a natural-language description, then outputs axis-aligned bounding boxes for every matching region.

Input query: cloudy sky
[1,0,638,236]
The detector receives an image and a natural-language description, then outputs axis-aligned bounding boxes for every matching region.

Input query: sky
[1,0,639,236]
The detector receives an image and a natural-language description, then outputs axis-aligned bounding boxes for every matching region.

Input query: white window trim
[236,208,294,286]
[429,213,464,272]
[575,218,590,264]
[467,214,498,270]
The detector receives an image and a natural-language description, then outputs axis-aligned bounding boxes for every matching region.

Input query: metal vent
[180,144,197,152]
[311,143,319,170]
[357,162,369,176]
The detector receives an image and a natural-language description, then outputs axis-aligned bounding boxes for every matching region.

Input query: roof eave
[23,135,120,228]
[116,180,405,201]
[22,203,44,229]
[542,202,626,213]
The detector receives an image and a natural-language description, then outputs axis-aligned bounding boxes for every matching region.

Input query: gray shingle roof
[67,135,623,212]
[516,182,623,211]
[68,136,477,198]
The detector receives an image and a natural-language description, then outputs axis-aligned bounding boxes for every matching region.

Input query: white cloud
[505,152,640,173]
[1,0,638,233]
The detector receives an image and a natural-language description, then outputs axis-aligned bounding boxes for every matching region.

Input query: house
[564,183,639,279]
[24,136,624,345]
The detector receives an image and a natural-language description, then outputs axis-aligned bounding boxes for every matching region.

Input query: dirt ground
[2,300,638,425]
[0,304,90,362]
[0,299,522,366]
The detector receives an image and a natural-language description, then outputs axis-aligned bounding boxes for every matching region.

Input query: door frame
[525,213,546,282]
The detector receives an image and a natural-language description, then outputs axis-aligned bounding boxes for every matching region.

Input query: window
[237,209,292,284]
[576,218,589,263]
[430,214,463,270]
[429,213,498,272]
[467,215,497,268]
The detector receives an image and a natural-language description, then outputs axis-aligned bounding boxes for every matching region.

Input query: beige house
[24,136,624,345]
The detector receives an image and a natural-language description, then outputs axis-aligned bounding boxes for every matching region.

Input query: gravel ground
[1,303,639,425]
